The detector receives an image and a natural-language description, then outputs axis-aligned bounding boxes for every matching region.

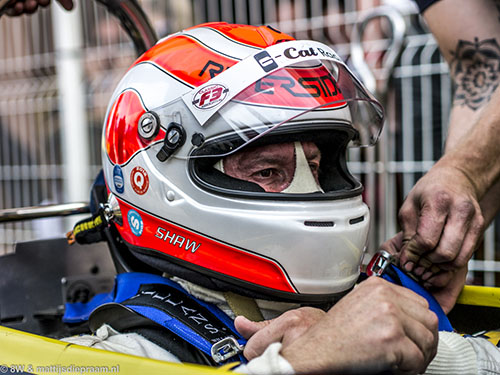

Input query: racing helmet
[102,22,384,303]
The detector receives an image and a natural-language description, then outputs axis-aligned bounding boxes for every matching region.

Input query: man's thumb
[234,315,271,339]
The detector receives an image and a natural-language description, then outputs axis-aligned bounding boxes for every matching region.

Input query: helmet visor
[174,56,384,163]
[215,59,383,153]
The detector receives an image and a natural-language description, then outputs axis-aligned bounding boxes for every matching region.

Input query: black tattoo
[450,37,500,110]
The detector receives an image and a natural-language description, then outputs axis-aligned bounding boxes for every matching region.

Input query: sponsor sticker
[192,84,228,110]
[128,209,143,237]
[113,165,124,194]
[131,166,149,195]
[254,50,278,72]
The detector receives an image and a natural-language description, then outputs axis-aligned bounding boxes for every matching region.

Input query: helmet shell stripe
[116,199,297,294]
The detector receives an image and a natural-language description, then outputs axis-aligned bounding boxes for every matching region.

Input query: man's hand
[284,277,438,374]
[4,0,73,16]
[234,307,325,360]
[238,277,438,374]
[381,232,468,313]
[397,162,484,289]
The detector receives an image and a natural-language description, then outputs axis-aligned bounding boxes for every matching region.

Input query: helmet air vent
[349,216,365,225]
[304,221,334,227]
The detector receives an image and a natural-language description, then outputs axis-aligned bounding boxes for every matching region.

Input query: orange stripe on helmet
[203,23,294,48]
[133,35,239,87]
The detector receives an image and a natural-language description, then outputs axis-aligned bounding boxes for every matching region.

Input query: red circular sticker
[130,166,149,195]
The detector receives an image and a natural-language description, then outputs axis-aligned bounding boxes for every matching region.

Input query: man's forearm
[440,87,500,201]
[422,0,500,201]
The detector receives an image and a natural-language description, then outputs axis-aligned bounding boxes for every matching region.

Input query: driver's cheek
[272,167,295,192]
[252,176,287,192]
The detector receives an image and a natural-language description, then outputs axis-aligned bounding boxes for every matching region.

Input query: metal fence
[0,0,498,285]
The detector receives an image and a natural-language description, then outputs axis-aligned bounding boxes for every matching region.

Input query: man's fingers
[57,0,73,10]
[240,318,288,360]
[425,200,477,264]
[379,232,404,257]
[5,0,73,16]
[399,191,452,270]
[396,334,437,374]
[413,205,483,284]
[16,0,37,13]
[398,200,418,268]
[389,291,438,372]
[238,308,325,360]
[423,270,454,289]
[451,212,484,268]
[367,281,438,373]
[403,311,439,371]
[5,1,24,15]
[234,315,269,339]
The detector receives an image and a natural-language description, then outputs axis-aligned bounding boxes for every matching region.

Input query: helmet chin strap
[282,141,323,194]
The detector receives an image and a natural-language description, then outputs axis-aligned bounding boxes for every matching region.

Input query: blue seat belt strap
[381,264,453,332]
[63,272,247,364]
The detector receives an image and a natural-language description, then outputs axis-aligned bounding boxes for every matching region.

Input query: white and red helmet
[102,22,384,303]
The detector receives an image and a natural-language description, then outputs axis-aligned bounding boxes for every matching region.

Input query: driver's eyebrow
[242,152,286,168]
[307,150,321,160]
[303,144,321,160]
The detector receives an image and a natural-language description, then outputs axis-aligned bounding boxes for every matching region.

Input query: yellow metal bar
[0,325,231,375]
[456,285,500,308]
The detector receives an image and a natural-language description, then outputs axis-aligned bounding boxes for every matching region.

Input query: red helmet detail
[117,199,296,293]
[105,89,165,165]
[185,22,294,48]
[133,35,239,87]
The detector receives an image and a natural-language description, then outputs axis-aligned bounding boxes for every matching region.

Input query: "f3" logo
[192,84,229,109]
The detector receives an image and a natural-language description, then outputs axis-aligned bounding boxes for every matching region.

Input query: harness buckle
[211,336,244,364]
[366,250,394,277]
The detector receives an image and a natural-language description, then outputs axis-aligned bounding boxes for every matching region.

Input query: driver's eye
[258,168,273,178]
[309,163,318,172]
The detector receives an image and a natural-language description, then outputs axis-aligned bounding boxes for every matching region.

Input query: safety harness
[63,272,248,365]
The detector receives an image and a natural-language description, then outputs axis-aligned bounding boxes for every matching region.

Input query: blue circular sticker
[113,165,124,194]
[127,209,143,237]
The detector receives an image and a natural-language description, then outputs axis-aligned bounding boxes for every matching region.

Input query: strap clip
[366,250,394,277]
[211,337,244,364]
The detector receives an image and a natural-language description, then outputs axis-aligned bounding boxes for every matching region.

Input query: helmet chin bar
[127,238,350,305]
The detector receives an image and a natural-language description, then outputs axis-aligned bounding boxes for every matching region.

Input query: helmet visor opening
[190,127,362,198]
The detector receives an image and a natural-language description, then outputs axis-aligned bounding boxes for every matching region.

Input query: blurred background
[0,0,498,286]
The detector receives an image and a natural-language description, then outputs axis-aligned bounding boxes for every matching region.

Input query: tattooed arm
[383,0,500,312]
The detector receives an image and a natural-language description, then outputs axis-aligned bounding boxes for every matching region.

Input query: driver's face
[222,141,321,192]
